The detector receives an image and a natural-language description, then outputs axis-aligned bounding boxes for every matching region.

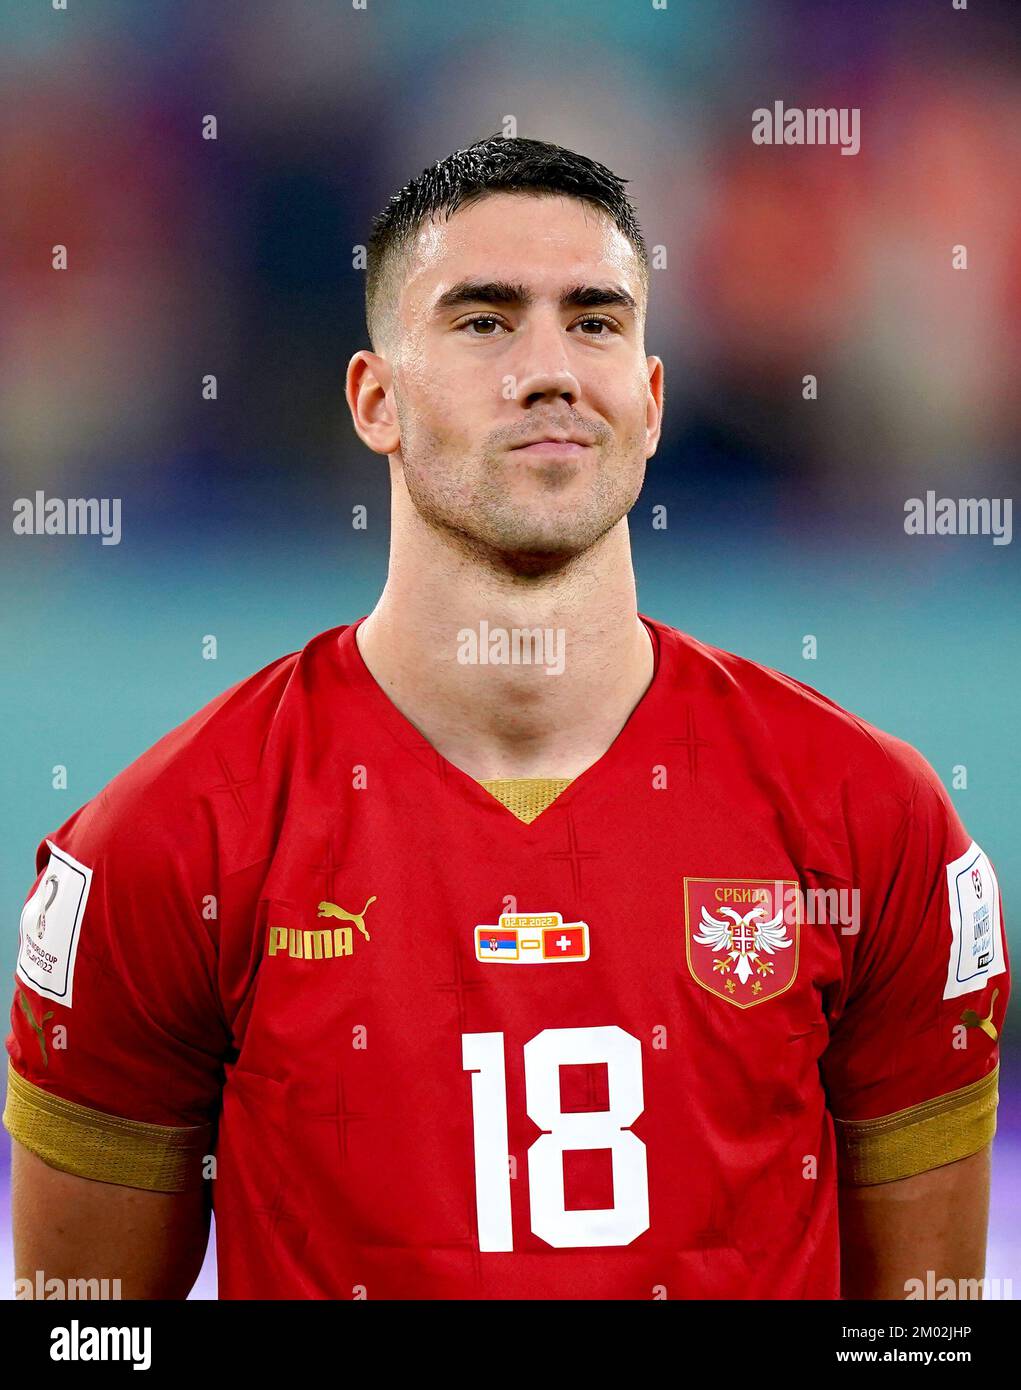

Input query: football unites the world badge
[683,877,801,1009]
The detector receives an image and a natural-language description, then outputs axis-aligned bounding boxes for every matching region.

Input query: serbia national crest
[683,877,801,1009]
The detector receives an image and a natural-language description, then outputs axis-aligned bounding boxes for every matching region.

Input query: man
[6,136,1009,1300]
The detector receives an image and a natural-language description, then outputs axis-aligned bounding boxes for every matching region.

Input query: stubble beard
[399,432,646,575]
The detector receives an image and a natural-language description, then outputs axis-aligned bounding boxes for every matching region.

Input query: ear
[346,351,401,456]
[644,355,664,460]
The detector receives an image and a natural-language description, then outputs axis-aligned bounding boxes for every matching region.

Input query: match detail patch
[16,841,93,1008]
[943,841,1006,1001]
[475,912,589,964]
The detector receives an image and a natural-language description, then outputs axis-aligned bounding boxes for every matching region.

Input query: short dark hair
[365,134,649,354]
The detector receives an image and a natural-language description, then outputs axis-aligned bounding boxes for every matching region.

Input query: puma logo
[266,898,378,962]
[317,897,377,942]
[17,988,54,1067]
[961,988,999,1042]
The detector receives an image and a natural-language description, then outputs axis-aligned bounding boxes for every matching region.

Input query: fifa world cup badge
[37,875,59,940]
[683,877,801,1009]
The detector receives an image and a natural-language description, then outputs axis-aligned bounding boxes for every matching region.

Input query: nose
[512,313,582,408]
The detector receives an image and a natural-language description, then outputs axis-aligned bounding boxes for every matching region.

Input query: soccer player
[6,136,1009,1300]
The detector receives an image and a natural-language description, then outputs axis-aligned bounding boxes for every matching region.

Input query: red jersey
[4,616,1009,1299]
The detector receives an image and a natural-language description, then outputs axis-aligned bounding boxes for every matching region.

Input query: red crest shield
[683,877,801,1009]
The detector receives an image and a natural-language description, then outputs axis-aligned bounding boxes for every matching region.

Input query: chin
[480,515,623,569]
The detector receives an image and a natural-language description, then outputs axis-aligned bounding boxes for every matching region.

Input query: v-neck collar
[330,614,674,837]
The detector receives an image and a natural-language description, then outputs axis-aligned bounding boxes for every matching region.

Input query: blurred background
[1,0,1018,1298]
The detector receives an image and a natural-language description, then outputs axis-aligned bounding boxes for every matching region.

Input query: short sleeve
[820,740,1009,1185]
[4,780,229,1192]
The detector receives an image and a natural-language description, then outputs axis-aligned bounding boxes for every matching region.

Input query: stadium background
[1,0,1018,1297]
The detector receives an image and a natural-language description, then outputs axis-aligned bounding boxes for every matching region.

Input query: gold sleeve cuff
[833,1066,999,1186]
[3,1061,212,1193]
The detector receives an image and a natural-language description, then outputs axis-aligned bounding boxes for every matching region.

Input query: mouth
[511,439,593,457]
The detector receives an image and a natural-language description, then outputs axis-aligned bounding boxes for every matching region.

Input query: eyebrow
[431,279,639,318]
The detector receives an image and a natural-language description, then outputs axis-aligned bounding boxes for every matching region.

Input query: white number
[462,1025,649,1251]
[461,1032,514,1251]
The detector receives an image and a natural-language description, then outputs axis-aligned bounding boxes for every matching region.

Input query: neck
[356,486,654,781]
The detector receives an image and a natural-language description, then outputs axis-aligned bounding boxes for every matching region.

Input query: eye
[574,316,620,336]
[459,314,507,336]
[456,313,621,337]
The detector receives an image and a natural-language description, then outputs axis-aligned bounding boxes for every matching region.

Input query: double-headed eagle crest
[692,903,793,983]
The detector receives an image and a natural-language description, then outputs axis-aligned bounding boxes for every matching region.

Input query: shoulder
[647,616,951,816]
[46,625,352,867]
